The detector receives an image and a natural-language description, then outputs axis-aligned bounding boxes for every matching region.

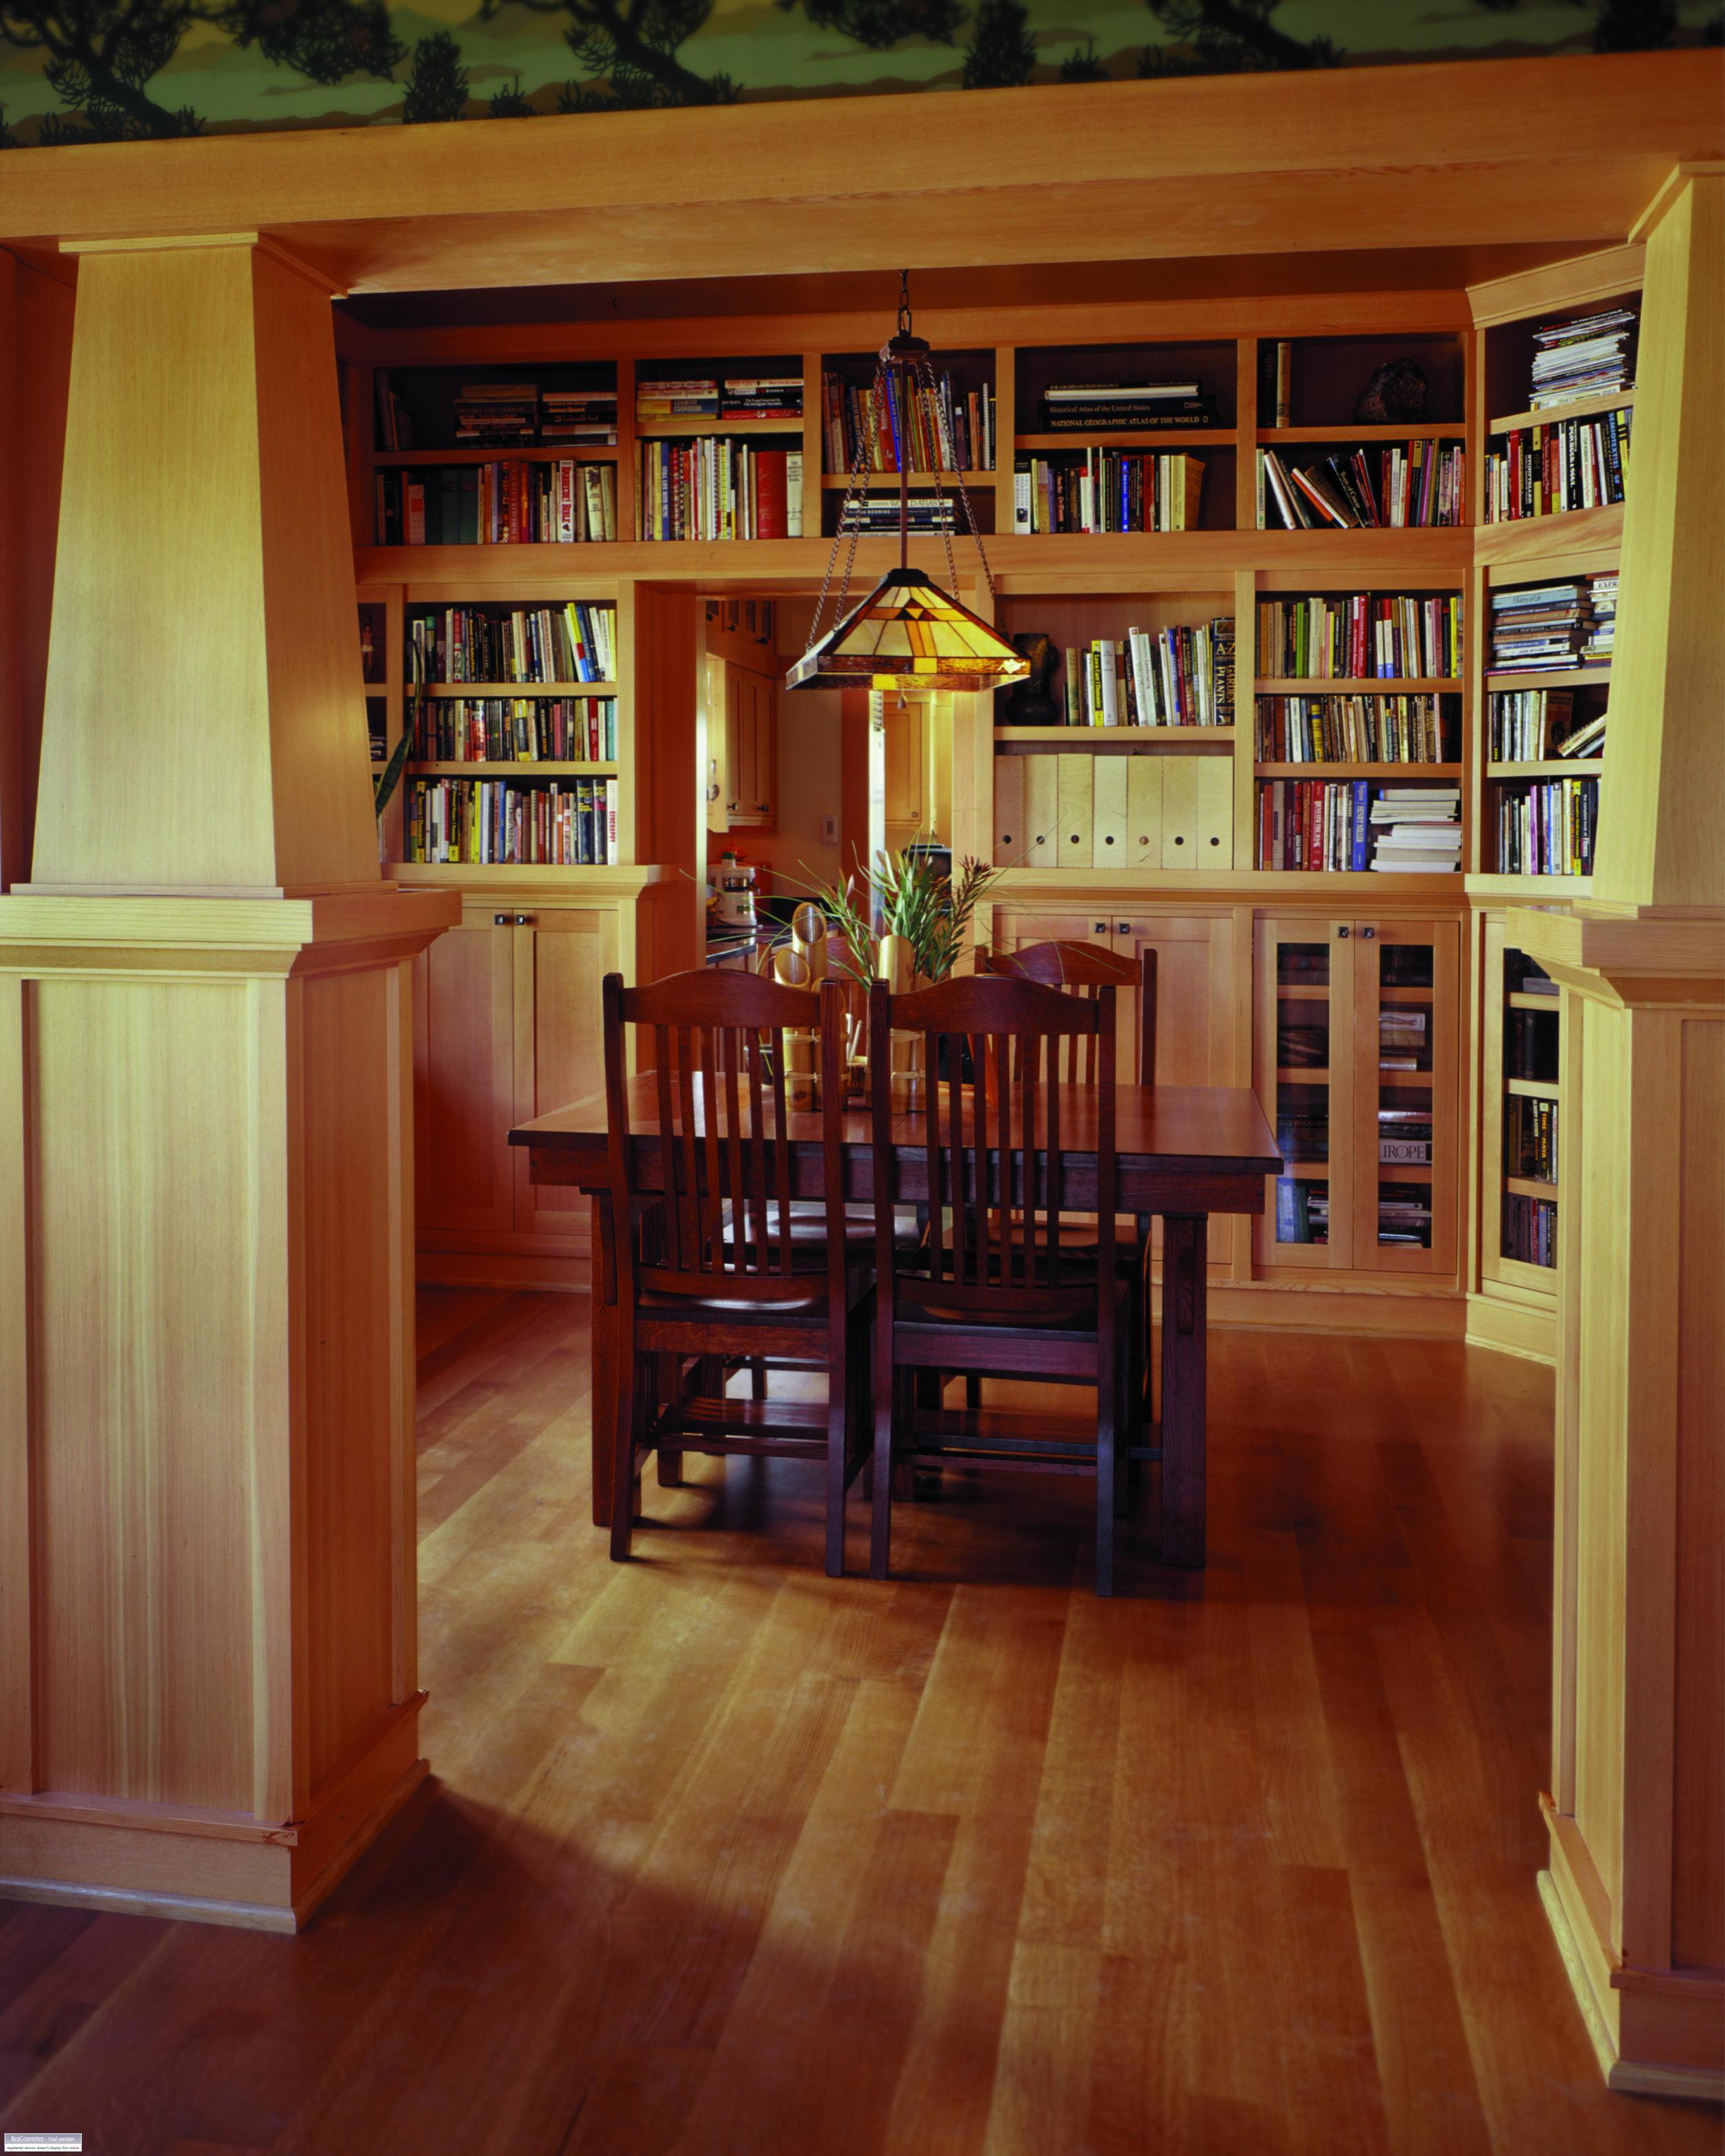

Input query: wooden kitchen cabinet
[715,662,777,829]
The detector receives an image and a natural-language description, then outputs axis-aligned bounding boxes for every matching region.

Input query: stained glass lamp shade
[785,567,1027,693]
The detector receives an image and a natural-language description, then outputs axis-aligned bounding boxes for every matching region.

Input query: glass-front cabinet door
[1254,918,1357,1270]
[1353,918,1459,1275]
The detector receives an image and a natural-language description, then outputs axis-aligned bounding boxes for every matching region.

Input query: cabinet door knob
[493,913,511,926]
[1337,925,1350,938]
[1094,922,1107,934]
[1116,922,1132,934]
[1361,926,1376,940]
[515,913,534,926]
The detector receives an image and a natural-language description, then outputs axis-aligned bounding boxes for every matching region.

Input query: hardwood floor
[0,1290,1715,2155]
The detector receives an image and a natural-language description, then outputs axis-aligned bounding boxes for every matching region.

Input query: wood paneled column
[1512,170,1724,2098]
[0,235,458,1929]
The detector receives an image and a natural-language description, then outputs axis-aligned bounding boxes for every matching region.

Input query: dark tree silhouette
[0,101,15,143]
[486,0,964,111]
[1059,37,1110,81]
[963,0,1036,87]
[1141,0,1341,75]
[1,0,404,143]
[489,71,535,115]
[1470,0,1682,50]
[402,27,469,122]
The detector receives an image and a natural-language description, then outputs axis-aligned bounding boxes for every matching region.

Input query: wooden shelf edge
[413,681,618,696]
[1258,424,1468,442]
[406,762,618,776]
[1485,760,1605,778]
[1484,668,1610,691]
[1254,762,1461,778]
[374,446,620,465]
[1254,679,1461,693]
[1466,873,1594,898]
[1488,388,1635,436]
[388,863,676,893]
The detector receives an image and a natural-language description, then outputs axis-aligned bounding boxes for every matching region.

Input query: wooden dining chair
[980,938,1158,1414]
[600,967,871,1576]
[987,940,1157,1085]
[865,971,1135,1596]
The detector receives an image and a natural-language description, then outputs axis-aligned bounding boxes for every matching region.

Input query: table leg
[1159,1213,1208,1567]
[591,1191,619,1530]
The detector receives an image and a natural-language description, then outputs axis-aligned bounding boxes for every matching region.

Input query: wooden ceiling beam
[0,52,1717,295]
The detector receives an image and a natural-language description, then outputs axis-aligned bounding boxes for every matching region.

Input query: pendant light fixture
[786,272,1027,697]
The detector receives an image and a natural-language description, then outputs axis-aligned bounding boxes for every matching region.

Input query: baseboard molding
[1539,1867,1621,2085]
[0,1705,426,1934]
[1466,1290,1557,1366]
[1208,1283,1466,1341]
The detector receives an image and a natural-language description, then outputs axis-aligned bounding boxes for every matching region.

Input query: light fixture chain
[811,361,883,648]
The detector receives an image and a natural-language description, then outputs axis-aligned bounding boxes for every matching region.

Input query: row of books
[375,462,617,546]
[1493,776,1599,876]
[1505,1008,1558,1085]
[1038,379,1218,432]
[1379,1006,1430,1070]
[638,442,804,541]
[1507,1096,1559,1185]
[406,604,616,686]
[637,375,802,422]
[408,696,618,764]
[1014,452,1205,534]
[1061,621,1234,729]
[821,370,995,473]
[1488,689,1608,762]
[1254,781,1461,872]
[1483,408,1630,522]
[404,776,620,867]
[1253,694,1450,765]
[1502,1192,1557,1267]
[1255,593,1463,681]
[1257,443,1466,529]
[1528,306,1635,411]
[1276,1109,1328,1164]
[1274,1178,1329,1244]
[1489,577,1613,673]
[1257,343,1292,430]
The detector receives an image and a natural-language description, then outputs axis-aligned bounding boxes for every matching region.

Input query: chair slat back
[987,939,1158,1086]
[868,973,1116,1325]
[602,969,842,1307]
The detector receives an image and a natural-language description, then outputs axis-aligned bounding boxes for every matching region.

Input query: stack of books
[1495,775,1599,876]
[453,383,539,446]
[1257,442,1466,528]
[1368,787,1461,873]
[1584,571,1617,661]
[406,603,615,686]
[1483,406,1630,521]
[638,441,803,540]
[836,493,956,535]
[1016,451,1205,533]
[720,375,803,421]
[1378,1108,1432,1165]
[1276,1109,1329,1164]
[405,775,618,867]
[1529,306,1636,411]
[1489,582,1595,673]
[1038,381,1216,431]
[1256,592,1463,680]
[635,377,721,422]
[1377,1007,1429,1070]
[1061,620,1233,727]
[822,370,994,473]
[410,696,617,764]
[1254,693,1448,764]
[541,388,617,445]
[1377,1189,1432,1247]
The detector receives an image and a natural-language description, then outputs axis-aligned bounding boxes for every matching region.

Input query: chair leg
[965,1373,981,1410]
[658,1352,684,1488]
[751,1360,768,1401]
[610,1337,643,1563]
[1115,1314,1134,1522]
[825,1332,850,1581]
[871,1345,896,1582]
[1095,1318,1118,1600]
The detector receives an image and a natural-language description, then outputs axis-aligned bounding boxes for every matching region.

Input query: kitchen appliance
[714,851,758,931]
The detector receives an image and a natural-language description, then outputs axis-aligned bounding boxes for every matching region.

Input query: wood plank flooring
[0,1290,1716,2155]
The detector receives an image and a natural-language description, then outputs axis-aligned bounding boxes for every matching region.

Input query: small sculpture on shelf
[1353,359,1428,424]
[997,632,1062,726]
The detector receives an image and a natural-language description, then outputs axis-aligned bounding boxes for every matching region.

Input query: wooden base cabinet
[402,872,666,1289]
[1254,913,1459,1280]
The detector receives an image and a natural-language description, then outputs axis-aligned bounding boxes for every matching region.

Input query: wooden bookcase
[338,265,1637,1327]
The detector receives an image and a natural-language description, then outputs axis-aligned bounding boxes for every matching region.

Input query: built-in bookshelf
[1494,945,1562,1278]
[1481,293,1638,524]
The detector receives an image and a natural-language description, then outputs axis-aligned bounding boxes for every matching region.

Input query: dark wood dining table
[509,1078,1281,1568]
